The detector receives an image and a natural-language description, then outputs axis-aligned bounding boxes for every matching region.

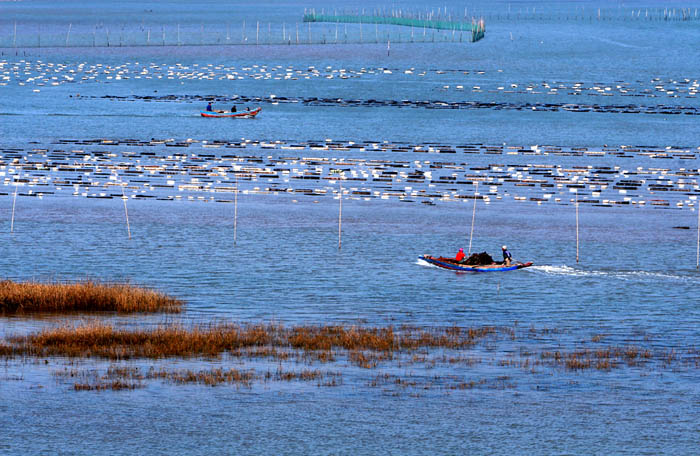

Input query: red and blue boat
[419,255,533,272]
[200,107,262,118]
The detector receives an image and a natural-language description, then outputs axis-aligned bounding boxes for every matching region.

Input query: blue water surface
[0,1,699,454]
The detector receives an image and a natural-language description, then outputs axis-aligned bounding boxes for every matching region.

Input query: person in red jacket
[455,248,465,262]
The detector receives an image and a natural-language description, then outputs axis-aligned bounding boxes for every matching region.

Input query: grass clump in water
[6,323,499,361]
[0,280,182,314]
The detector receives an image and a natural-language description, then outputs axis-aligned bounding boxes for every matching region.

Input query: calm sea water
[1,1,699,454]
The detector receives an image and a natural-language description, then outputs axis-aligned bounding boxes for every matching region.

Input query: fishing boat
[200,107,261,118]
[419,255,533,272]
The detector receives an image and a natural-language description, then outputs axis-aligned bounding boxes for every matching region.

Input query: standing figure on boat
[231,105,237,112]
[502,245,512,266]
[206,102,213,112]
[455,248,465,263]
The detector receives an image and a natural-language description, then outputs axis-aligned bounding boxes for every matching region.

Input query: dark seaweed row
[93,94,700,116]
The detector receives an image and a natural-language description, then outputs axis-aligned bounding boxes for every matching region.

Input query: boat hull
[419,255,533,272]
[200,107,261,118]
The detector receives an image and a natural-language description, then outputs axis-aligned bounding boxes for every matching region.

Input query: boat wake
[415,258,439,269]
[529,265,691,282]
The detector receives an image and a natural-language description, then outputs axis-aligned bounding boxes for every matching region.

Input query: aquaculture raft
[200,108,261,118]
[420,255,533,272]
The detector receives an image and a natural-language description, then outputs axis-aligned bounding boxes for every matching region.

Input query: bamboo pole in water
[234,172,238,246]
[10,182,18,233]
[338,182,343,250]
[575,190,580,263]
[696,205,699,269]
[121,183,131,240]
[468,181,478,254]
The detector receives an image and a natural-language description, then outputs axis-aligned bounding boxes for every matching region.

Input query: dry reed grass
[541,346,655,370]
[0,280,182,314]
[349,350,378,368]
[148,367,256,387]
[73,380,141,391]
[54,366,144,391]
[55,365,342,389]
[9,324,692,394]
[0,342,14,357]
[6,323,500,361]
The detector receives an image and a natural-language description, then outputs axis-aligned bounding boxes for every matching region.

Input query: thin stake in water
[234,172,238,246]
[121,183,131,239]
[338,181,343,250]
[10,181,18,233]
[696,204,699,269]
[468,181,478,254]
[575,189,580,263]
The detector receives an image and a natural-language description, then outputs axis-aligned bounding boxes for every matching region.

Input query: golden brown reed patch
[0,280,182,314]
[541,346,656,370]
[149,367,256,387]
[7,323,499,361]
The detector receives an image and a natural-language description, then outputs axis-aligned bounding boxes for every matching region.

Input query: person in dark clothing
[231,106,237,112]
[206,102,213,112]
[502,245,512,266]
[455,248,465,263]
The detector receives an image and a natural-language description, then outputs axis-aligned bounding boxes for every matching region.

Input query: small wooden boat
[200,107,261,118]
[419,255,533,272]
